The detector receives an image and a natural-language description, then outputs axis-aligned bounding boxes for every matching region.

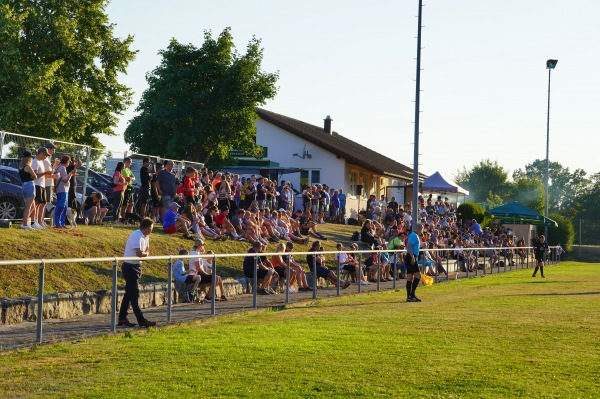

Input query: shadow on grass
[511,292,600,297]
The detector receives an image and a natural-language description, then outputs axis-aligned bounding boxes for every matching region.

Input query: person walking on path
[405,223,424,302]
[532,235,549,278]
[118,218,157,327]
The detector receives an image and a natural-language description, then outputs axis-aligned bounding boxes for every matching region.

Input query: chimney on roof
[324,115,333,135]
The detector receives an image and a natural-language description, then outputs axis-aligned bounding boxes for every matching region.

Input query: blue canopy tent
[487,201,558,227]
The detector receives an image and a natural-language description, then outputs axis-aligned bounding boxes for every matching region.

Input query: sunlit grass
[1,262,599,398]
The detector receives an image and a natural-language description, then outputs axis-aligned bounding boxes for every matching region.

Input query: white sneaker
[32,222,44,229]
[360,280,370,285]
[287,287,298,293]
[20,224,33,229]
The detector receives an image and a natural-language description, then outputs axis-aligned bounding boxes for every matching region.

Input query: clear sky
[102,0,600,179]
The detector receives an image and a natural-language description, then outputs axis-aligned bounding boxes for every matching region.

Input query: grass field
[0,222,358,298]
[1,262,598,398]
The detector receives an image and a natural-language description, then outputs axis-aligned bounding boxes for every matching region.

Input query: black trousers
[118,262,145,322]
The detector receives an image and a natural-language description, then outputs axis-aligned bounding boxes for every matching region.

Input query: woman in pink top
[111,161,127,224]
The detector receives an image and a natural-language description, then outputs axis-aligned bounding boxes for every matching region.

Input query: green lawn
[1,262,599,398]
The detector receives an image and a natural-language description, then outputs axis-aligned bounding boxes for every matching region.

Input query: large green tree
[505,176,545,213]
[512,160,589,218]
[455,159,510,204]
[0,0,136,147]
[124,28,279,165]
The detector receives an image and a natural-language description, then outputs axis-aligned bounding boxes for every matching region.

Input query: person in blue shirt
[173,249,201,302]
[337,189,347,220]
[405,223,424,302]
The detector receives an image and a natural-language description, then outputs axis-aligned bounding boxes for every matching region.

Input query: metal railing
[0,245,560,346]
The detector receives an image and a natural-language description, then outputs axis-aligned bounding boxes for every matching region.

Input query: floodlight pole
[545,60,557,238]
[411,0,423,230]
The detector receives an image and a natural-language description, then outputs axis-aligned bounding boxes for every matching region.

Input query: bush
[545,213,575,251]
[456,202,485,223]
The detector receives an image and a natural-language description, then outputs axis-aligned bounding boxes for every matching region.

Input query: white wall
[256,119,345,206]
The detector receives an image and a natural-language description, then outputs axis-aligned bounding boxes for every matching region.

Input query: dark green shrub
[544,213,575,251]
[456,202,485,223]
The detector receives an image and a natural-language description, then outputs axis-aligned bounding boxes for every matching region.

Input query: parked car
[0,166,112,220]
[0,166,22,186]
[0,182,25,220]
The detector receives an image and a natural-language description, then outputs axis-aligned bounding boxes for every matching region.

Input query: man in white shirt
[31,147,56,228]
[118,218,157,327]
[42,142,58,223]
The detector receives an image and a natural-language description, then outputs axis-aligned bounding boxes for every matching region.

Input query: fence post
[336,251,341,296]
[36,261,45,345]
[358,253,362,294]
[81,146,91,215]
[0,131,5,164]
[285,254,291,304]
[483,250,487,275]
[392,252,397,289]
[376,252,381,291]
[211,255,217,316]
[167,257,173,323]
[312,256,317,300]
[253,255,258,309]
[111,259,118,333]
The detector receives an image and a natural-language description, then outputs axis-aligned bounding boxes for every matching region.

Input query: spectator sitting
[83,192,108,225]
[334,243,367,284]
[173,249,202,302]
[215,206,245,241]
[306,241,351,289]
[188,241,229,301]
[163,202,193,239]
[299,211,327,240]
[243,241,279,295]
[365,250,392,282]
[282,242,311,291]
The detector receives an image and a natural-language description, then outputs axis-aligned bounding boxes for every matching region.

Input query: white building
[240,109,422,219]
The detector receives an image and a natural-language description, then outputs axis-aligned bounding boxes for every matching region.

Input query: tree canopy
[455,159,510,204]
[0,0,136,147]
[513,159,589,218]
[124,28,279,166]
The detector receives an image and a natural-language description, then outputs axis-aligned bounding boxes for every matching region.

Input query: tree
[513,159,590,218]
[456,202,485,223]
[545,213,575,251]
[455,159,510,203]
[505,176,545,214]
[124,28,279,165]
[0,0,136,147]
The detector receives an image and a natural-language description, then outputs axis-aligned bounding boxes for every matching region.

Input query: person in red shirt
[215,206,244,240]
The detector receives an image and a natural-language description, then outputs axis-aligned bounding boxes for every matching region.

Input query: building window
[300,169,321,186]
[311,170,321,184]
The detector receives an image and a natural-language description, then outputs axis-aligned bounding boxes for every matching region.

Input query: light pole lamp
[545,59,557,237]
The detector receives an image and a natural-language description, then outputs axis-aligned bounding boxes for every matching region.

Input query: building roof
[256,109,422,181]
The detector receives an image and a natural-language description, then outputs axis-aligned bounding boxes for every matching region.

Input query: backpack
[351,231,360,241]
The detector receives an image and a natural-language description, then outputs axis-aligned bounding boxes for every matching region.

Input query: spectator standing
[157,160,177,219]
[19,151,39,229]
[53,156,77,228]
[338,188,347,222]
[111,162,127,224]
[31,147,55,228]
[150,163,163,222]
[42,142,58,222]
[118,218,157,327]
[120,157,136,221]
[138,158,152,218]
